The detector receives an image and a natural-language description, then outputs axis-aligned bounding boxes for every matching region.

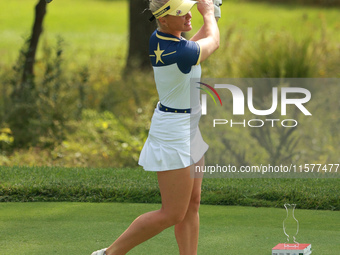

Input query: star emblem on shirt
[154,43,165,64]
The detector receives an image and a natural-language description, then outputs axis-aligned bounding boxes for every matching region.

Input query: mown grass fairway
[0,202,339,255]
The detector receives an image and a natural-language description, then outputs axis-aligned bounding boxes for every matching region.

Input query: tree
[125,0,156,73]
[23,0,47,84]
[12,0,47,101]
[8,0,48,147]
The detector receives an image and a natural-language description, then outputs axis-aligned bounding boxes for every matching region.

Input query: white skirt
[138,102,208,171]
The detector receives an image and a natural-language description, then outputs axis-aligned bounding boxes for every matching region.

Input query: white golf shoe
[91,248,107,255]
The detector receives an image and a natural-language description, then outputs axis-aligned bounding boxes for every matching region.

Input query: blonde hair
[149,0,170,14]
[149,0,169,27]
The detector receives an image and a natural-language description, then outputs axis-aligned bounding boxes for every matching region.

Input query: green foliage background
[243,0,340,7]
[0,0,339,168]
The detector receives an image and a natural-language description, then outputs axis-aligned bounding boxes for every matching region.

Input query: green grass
[0,0,128,64]
[0,166,339,210]
[0,202,339,254]
[1,0,339,65]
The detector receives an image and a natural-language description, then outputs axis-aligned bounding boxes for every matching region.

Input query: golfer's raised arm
[190,0,220,62]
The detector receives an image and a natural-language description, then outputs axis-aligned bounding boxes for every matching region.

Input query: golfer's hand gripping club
[214,0,222,20]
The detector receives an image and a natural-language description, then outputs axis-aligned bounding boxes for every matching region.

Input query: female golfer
[92,0,220,254]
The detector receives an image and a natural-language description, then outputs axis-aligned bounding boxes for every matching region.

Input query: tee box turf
[272,243,312,255]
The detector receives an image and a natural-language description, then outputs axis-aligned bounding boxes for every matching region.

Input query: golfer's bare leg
[105,167,194,255]
[175,157,204,255]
